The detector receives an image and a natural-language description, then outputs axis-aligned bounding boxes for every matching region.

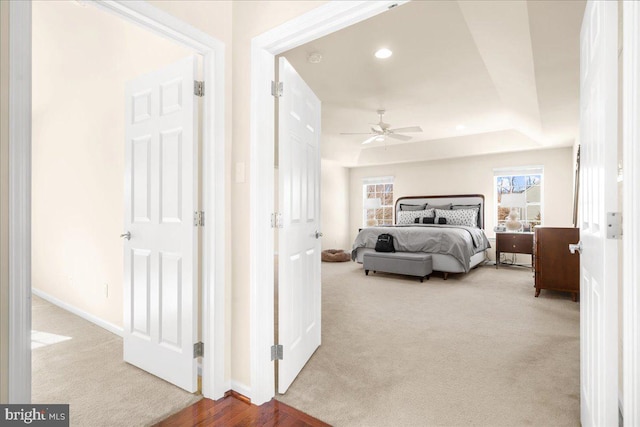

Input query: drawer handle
[513,244,516,248]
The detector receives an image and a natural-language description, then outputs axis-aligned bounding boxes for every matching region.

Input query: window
[363,176,394,227]
[494,167,543,229]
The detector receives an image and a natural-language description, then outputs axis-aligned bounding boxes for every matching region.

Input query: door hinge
[194,342,204,358]
[271,344,283,361]
[271,212,283,228]
[194,80,205,97]
[607,212,622,239]
[271,81,283,98]
[194,211,205,227]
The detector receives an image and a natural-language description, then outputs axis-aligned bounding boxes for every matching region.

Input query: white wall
[349,147,575,256]
[32,1,195,328]
[321,159,351,251]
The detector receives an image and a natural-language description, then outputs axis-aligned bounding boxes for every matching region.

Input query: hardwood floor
[153,393,331,427]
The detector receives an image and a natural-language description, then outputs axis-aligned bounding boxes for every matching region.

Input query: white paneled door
[278,57,322,394]
[579,1,619,425]
[123,56,199,392]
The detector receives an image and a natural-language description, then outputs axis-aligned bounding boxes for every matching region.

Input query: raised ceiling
[281,0,586,167]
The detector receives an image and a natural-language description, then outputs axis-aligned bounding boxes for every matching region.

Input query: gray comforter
[351,225,491,272]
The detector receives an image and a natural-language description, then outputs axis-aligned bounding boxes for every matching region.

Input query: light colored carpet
[277,262,580,427]
[31,295,201,427]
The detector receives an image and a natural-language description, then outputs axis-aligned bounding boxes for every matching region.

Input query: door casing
[622,1,640,423]
[5,0,227,402]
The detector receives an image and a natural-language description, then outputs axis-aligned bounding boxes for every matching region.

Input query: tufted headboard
[395,194,486,229]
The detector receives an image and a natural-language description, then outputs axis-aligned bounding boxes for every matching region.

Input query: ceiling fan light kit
[340,109,423,144]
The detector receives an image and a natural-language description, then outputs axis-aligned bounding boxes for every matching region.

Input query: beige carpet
[32,295,201,427]
[277,262,580,427]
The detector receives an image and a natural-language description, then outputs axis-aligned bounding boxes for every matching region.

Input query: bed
[351,194,491,278]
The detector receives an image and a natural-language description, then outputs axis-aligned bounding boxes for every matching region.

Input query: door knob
[315,230,323,239]
[120,231,131,240]
[569,241,582,254]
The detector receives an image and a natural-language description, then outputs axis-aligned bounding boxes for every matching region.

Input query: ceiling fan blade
[362,135,379,145]
[389,126,423,133]
[387,133,412,141]
[340,132,375,135]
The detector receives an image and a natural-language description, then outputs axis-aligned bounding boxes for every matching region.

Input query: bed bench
[363,252,433,282]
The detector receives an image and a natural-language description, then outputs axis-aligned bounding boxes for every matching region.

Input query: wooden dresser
[534,227,580,301]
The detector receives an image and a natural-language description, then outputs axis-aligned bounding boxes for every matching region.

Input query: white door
[123,56,199,392]
[277,57,322,394]
[579,2,619,425]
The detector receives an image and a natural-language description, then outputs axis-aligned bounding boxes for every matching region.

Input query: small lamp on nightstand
[364,197,382,227]
[500,192,526,232]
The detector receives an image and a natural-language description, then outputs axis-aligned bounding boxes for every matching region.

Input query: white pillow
[396,208,435,225]
[434,208,478,227]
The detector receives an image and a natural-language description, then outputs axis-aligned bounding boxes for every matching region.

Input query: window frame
[362,176,394,227]
[493,166,544,232]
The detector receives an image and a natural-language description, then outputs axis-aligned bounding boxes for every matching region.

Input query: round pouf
[321,249,351,262]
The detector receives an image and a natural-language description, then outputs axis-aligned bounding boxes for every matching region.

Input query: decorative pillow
[426,203,452,210]
[452,204,481,227]
[438,217,447,224]
[396,208,435,225]
[422,217,435,224]
[434,208,478,227]
[399,203,427,211]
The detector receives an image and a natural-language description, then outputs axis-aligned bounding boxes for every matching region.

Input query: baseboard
[230,380,252,403]
[32,288,123,337]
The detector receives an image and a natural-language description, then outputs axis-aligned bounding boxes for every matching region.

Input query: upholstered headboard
[395,194,486,229]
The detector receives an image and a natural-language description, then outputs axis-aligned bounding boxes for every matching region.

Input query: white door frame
[6,0,227,402]
[249,0,406,405]
[623,0,640,422]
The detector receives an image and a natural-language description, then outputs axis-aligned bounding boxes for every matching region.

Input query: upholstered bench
[363,252,433,282]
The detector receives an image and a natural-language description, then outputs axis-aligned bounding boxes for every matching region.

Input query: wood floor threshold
[153,394,331,427]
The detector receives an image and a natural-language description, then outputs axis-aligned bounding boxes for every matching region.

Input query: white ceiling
[281,0,586,167]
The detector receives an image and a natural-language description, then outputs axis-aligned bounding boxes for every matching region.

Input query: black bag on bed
[375,234,395,253]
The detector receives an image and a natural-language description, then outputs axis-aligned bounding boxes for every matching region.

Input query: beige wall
[321,159,351,251]
[32,1,195,327]
[0,0,10,404]
[349,147,575,255]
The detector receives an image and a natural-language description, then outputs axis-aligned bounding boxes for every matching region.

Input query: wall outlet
[104,283,109,298]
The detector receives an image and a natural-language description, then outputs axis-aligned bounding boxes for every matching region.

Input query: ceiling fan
[340,109,423,145]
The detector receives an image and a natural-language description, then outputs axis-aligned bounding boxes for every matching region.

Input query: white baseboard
[231,380,252,401]
[32,288,123,337]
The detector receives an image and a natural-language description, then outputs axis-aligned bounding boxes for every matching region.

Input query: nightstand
[495,232,534,268]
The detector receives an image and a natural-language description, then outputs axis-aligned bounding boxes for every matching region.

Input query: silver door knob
[120,231,131,240]
[315,230,323,239]
[569,241,582,254]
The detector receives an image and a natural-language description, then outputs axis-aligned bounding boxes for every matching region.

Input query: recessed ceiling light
[375,48,393,59]
[456,124,466,131]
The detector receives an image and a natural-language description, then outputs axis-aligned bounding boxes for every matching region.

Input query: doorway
[31,1,204,421]
[5,0,226,406]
